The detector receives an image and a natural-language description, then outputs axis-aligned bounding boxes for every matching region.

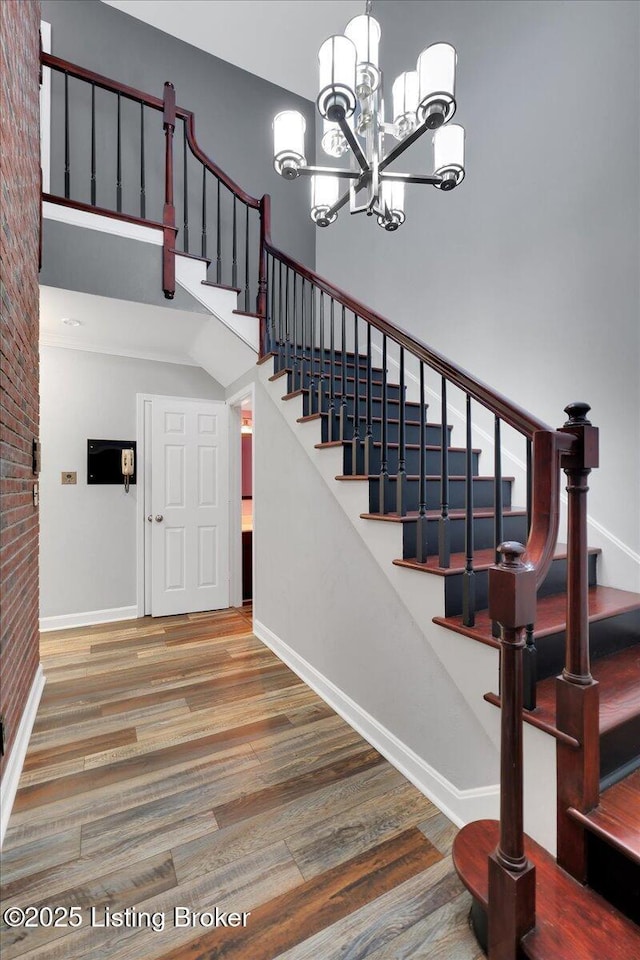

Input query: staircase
[254,251,640,957]
[40,49,640,959]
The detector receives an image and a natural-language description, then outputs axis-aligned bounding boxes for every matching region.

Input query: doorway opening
[228,385,255,613]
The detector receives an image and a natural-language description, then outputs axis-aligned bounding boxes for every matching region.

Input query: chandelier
[272,1,465,231]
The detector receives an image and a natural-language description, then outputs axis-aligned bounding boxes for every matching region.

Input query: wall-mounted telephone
[121,448,135,493]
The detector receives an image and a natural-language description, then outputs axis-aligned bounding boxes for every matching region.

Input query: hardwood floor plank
[23,729,137,771]
[0,828,81,885]
[285,780,437,880]
[418,811,460,857]
[272,857,459,960]
[0,851,177,958]
[213,746,386,828]
[158,828,442,960]
[83,713,294,771]
[171,764,406,885]
[2,610,477,960]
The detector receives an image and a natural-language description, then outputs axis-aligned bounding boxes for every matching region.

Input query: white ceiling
[101,0,363,100]
[40,286,207,367]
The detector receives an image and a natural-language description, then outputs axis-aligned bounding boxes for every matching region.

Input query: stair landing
[452,819,640,960]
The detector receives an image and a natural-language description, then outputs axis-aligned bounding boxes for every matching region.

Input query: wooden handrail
[42,52,165,110]
[182,112,260,210]
[265,241,551,439]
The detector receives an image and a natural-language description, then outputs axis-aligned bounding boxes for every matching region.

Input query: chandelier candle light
[272,1,465,230]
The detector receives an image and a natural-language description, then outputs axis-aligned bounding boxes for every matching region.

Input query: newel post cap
[559,401,599,470]
[488,541,537,630]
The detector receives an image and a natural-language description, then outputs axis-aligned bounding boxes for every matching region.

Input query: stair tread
[336,474,514,482]
[435,585,640,642]
[361,507,527,524]
[172,248,211,265]
[536,643,640,735]
[394,544,600,577]
[233,309,263,319]
[202,279,241,293]
[316,438,460,450]
[568,768,640,865]
[484,643,640,746]
[452,819,640,960]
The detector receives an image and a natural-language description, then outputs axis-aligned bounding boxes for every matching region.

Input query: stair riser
[369,477,513,514]
[316,394,443,424]
[535,610,640,683]
[274,352,383,379]
[442,553,598,617]
[289,371,398,400]
[323,414,450,448]
[586,833,640,925]
[600,716,640,784]
[402,512,529,558]
[344,444,480,477]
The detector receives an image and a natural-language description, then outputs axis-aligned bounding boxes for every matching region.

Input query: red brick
[0,0,41,782]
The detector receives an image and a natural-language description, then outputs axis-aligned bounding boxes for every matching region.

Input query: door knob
[155,514,164,522]
[147,515,153,522]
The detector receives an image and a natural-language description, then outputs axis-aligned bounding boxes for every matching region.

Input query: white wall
[253,378,499,794]
[316,0,640,589]
[39,346,223,622]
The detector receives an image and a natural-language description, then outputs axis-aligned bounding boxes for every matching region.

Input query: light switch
[61,471,77,485]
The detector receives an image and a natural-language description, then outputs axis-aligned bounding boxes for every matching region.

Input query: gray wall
[42,0,316,298]
[40,346,223,619]
[316,0,640,585]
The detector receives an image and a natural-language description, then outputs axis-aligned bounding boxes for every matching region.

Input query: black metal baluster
[339,306,347,441]
[416,363,428,561]
[438,377,451,567]
[292,273,299,391]
[492,415,504,638]
[284,265,291,371]
[363,324,373,477]
[278,259,283,354]
[351,314,360,475]
[396,347,407,515]
[463,393,476,626]
[64,72,70,198]
[526,438,533,534]
[270,254,276,352]
[116,92,122,213]
[139,103,146,219]
[301,278,307,397]
[378,335,389,512]
[524,436,536,709]
[328,299,336,442]
[308,286,317,414]
[244,204,250,312]
[216,179,222,283]
[318,291,325,415]
[201,166,207,259]
[90,83,96,206]
[232,196,238,289]
[182,120,189,252]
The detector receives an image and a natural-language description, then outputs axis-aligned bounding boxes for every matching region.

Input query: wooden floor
[1,608,482,960]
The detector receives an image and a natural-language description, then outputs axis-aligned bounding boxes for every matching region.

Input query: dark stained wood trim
[182,111,260,209]
[43,193,166,232]
[265,241,553,438]
[453,819,640,960]
[42,52,165,109]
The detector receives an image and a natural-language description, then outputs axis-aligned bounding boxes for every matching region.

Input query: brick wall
[0,0,42,781]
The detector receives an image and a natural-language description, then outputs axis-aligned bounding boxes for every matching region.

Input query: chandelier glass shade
[272,4,465,230]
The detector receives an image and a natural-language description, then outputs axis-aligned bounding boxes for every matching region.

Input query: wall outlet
[61,471,77,484]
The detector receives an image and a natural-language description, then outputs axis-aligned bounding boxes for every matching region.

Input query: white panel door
[151,398,229,616]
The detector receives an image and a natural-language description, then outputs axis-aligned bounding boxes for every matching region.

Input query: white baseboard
[40,606,138,632]
[253,619,499,828]
[1,665,46,847]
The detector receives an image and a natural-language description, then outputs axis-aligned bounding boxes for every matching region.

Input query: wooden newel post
[257,193,272,355]
[556,402,600,881]
[162,82,176,300]
[487,541,537,960]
